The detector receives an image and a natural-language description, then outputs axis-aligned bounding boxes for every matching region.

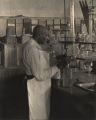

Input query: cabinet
[51,86,95,120]
[0,43,22,68]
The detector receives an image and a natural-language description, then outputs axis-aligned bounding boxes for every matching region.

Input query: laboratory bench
[50,69,96,120]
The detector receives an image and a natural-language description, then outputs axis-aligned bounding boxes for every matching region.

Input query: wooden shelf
[59,41,96,44]
[76,57,96,61]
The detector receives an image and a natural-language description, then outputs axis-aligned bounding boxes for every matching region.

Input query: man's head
[33,25,52,45]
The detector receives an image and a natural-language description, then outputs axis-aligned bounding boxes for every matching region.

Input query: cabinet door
[16,18,23,37]
[0,44,4,66]
[4,44,17,68]
[17,45,23,66]
[7,19,16,35]
[0,18,7,37]
[23,18,32,34]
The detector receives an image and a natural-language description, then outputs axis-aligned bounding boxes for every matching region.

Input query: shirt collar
[30,38,42,50]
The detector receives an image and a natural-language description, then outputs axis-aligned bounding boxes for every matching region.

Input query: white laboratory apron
[27,50,51,120]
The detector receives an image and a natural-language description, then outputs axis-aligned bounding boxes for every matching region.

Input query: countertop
[52,68,96,99]
[51,86,96,120]
[51,69,96,120]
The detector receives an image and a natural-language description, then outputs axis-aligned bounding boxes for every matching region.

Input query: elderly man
[22,25,60,120]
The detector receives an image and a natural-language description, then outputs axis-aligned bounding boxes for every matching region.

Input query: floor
[0,76,29,120]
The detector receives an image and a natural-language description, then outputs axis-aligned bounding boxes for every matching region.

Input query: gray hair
[33,25,50,44]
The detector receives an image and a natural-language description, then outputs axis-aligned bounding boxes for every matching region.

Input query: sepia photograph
[0,0,96,120]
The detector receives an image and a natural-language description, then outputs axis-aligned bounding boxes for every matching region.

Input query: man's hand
[53,69,61,79]
[56,54,71,69]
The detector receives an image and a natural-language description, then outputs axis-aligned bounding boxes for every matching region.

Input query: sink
[74,82,96,93]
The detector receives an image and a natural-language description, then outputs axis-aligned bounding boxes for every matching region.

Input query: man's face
[41,33,54,52]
